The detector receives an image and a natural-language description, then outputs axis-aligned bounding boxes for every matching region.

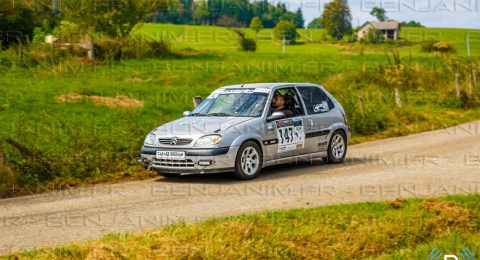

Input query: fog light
[198,160,213,166]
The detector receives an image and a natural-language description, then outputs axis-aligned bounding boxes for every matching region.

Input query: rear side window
[297,86,335,114]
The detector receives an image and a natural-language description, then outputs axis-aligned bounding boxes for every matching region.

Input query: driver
[271,94,293,117]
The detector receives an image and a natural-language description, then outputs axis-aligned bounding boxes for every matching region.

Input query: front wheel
[325,130,347,164]
[233,141,263,180]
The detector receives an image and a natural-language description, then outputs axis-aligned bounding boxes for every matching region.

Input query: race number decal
[275,117,305,153]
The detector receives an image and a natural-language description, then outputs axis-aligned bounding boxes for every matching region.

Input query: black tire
[233,141,263,180]
[325,130,347,164]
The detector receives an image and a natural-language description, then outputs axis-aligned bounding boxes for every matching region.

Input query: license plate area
[156,151,186,160]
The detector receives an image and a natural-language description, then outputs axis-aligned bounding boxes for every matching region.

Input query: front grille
[158,138,192,146]
[153,159,195,168]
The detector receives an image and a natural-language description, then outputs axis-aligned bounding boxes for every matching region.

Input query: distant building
[357,20,400,41]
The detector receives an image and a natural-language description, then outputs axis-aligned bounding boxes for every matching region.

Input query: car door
[262,87,307,162]
[296,85,337,153]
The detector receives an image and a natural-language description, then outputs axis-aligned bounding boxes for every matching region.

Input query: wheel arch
[232,137,265,180]
[241,138,263,156]
[328,123,350,144]
[231,136,264,167]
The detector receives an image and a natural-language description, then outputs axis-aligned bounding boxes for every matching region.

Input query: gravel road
[1,121,479,254]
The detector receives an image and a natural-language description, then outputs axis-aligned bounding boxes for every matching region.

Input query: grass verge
[4,194,480,259]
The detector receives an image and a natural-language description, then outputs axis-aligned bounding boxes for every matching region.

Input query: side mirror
[183,111,191,117]
[266,111,286,122]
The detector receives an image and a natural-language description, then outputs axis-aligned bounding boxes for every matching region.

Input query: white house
[357,20,400,41]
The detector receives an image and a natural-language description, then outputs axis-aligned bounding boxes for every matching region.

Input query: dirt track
[1,121,480,254]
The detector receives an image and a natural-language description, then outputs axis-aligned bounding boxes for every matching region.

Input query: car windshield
[189,89,269,117]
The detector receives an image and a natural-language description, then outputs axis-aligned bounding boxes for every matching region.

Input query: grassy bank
[0,24,480,196]
[4,194,480,259]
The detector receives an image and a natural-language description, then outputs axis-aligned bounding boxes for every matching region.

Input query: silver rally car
[139,83,350,180]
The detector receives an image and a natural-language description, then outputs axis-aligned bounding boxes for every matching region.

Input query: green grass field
[135,24,480,56]
[0,24,480,195]
[5,194,480,259]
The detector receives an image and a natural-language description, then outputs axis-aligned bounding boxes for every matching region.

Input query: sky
[280,0,480,29]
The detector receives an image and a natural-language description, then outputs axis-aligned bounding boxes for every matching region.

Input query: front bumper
[139,146,239,174]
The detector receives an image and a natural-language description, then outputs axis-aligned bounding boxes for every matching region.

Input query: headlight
[144,133,156,145]
[195,135,222,146]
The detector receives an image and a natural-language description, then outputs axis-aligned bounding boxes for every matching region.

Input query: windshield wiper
[207,112,234,117]
[189,112,207,116]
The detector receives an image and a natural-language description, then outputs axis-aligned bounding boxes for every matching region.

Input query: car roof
[219,83,319,89]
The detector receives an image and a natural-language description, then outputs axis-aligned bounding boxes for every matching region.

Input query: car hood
[153,116,254,138]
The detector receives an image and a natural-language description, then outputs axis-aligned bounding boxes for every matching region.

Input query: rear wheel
[233,141,263,180]
[325,130,347,164]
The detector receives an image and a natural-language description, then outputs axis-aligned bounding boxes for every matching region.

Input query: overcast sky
[281,0,480,28]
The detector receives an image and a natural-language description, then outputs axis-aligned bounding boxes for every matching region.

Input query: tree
[64,0,163,39]
[274,20,298,43]
[294,8,304,28]
[193,0,209,24]
[0,0,57,48]
[249,17,263,35]
[400,21,424,27]
[279,12,295,23]
[370,7,388,22]
[146,0,299,28]
[321,0,352,40]
[307,17,323,29]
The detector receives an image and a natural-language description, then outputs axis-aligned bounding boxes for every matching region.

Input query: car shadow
[154,156,375,184]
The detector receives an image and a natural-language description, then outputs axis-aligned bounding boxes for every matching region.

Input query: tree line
[146,0,304,29]
[0,0,304,48]
[1,0,425,48]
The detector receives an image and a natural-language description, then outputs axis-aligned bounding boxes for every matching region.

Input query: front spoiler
[141,146,230,156]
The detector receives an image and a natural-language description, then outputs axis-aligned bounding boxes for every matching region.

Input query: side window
[297,86,335,114]
[270,87,305,117]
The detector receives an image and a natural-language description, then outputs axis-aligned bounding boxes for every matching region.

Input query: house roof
[359,20,400,30]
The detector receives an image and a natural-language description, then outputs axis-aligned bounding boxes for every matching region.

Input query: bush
[232,29,256,52]
[274,20,298,44]
[421,39,456,53]
[94,38,172,61]
[32,27,47,45]
[374,50,445,91]
[366,28,384,44]
[249,17,263,35]
[421,39,437,52]
[0,162,17,197]
[342,96,391,135]
[433,41,456,53]
[150,40,172,57]
[94,39,123,61]
[52,21,82,43]
[240,38,256,52]
[342,34,355,43]
[120,39,152,59]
